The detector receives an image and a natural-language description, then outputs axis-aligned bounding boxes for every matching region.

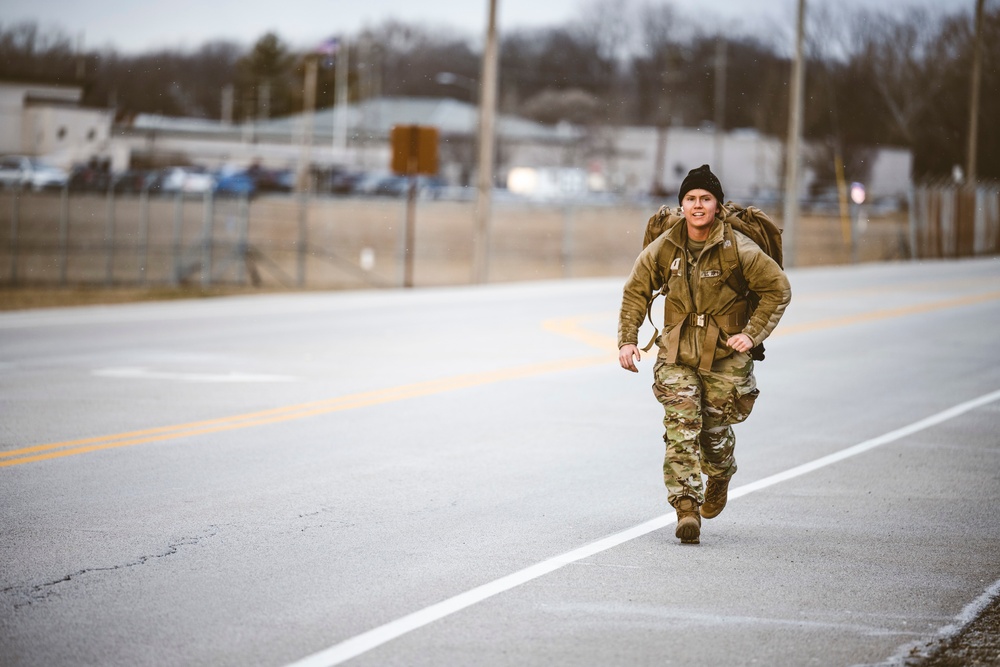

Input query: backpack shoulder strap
[720,222,749,298]
[722,221,768,361]
[639,237,684,352]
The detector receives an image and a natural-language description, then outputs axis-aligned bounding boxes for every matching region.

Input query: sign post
[390,125,438,287]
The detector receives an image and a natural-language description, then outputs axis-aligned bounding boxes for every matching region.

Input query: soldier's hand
[727,333,754,353]
[619,344,641,372]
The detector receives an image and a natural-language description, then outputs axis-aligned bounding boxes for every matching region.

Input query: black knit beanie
[678,164,725,205]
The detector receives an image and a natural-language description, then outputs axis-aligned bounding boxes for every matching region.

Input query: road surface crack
[1,527,218,610]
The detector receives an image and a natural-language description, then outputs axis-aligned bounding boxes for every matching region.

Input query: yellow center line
[790,275,989,302]
[552,289,1000,347]
[5,288,999,469]
[542,317,619,352]
[772,290,1000,337]
[1,354,611,468]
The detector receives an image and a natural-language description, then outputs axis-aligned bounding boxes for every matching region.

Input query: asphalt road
[2,258,999,667]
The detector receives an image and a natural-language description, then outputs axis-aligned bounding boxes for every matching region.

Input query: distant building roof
[129,115,230,134]
[131,96,579,143]
[0,80,83,105]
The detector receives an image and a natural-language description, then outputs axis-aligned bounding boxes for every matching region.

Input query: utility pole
[713,37,727,179]
[298,56,318,193]
[473,0,499,284]
[782,0,806,268]
[334,37,349,162]
[297,55,319,287]
[966,0,985,184]
[221,84,234,124]
[258,81,271,121]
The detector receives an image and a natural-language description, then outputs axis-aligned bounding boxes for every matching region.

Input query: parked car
[213,167,257,197]
[383,174,447,199]
[356,172,447,199]
[245,165,294,193]
[157,166,215,195]
[353,171,393,196]
[68,164,112,192]
[111,169,154,194]
[0,155,69,191]
[373,174,411,197]
[326,169,365,195]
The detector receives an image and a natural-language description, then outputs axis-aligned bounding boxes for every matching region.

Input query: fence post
[850,202,860,264]
[236,194,249,284]
[171,192,183,285]
[8,187,19,285]
[561,203,575,278]
[297,191,308,287]
[201,189,214,288]
[138,186,150,285]
[992,189,1000,255]
[104,185,116,287]
[941,188,955,258]
[397,203,407,287]
[59,183,69,285]
[980,186,1000,255]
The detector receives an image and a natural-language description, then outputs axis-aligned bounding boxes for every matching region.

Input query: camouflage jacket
[617,213,791,369]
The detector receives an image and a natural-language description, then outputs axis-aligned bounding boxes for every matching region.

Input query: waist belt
[676,311,747,329]
[656,306,749,371]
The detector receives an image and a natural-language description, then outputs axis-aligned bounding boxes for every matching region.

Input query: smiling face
[681,188,719,241]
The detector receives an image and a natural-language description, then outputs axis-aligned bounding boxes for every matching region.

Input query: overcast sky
[2,0,972,53]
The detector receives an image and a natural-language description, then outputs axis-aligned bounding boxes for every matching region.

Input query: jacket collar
[665,212,727,249]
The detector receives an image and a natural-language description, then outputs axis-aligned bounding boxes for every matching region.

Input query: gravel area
[908,594,1000,666]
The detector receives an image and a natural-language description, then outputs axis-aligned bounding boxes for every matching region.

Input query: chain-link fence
[1,189,671,290]
[1,187,933,292]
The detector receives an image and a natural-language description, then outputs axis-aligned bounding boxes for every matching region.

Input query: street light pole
[334,37,350,162]
[298,55,318,193]
[297,54,319,287]
[966,0,985,184]
[473,0,499,284]
[781,0,806,268]
[713,37,727,179]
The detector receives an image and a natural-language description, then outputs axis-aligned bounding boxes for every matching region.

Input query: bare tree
[359,20,477,99]
[573,0,637,64]
[846,7,954,144]
[910,6,999,180]
[0,21,82,81]
[519,88,602,125]
[631,2,687,126]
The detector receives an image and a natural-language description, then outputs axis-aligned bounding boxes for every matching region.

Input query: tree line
[1,0,996,184]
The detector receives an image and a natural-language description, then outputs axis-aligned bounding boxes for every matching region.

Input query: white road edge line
[284,388,1000,667]
[92,367,299,383]
[873,577,1000,667]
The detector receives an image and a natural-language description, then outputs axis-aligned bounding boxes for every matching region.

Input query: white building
[504,124,911,203]
[0,80,117,168]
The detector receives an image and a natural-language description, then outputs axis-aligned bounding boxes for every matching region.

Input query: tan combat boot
[700,477,730,519]
[674,497,701,544]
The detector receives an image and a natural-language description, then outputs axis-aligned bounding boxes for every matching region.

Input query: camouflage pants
[652,353,759,507]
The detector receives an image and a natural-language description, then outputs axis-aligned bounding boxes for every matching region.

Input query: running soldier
[618,164,791,544]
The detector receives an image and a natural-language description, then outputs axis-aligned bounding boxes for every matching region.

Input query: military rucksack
[640,202,784,361]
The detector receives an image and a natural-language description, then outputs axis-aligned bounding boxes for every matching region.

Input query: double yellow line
[772,289,1000,337]
[0,353,612,468]
[4,288,999,469]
